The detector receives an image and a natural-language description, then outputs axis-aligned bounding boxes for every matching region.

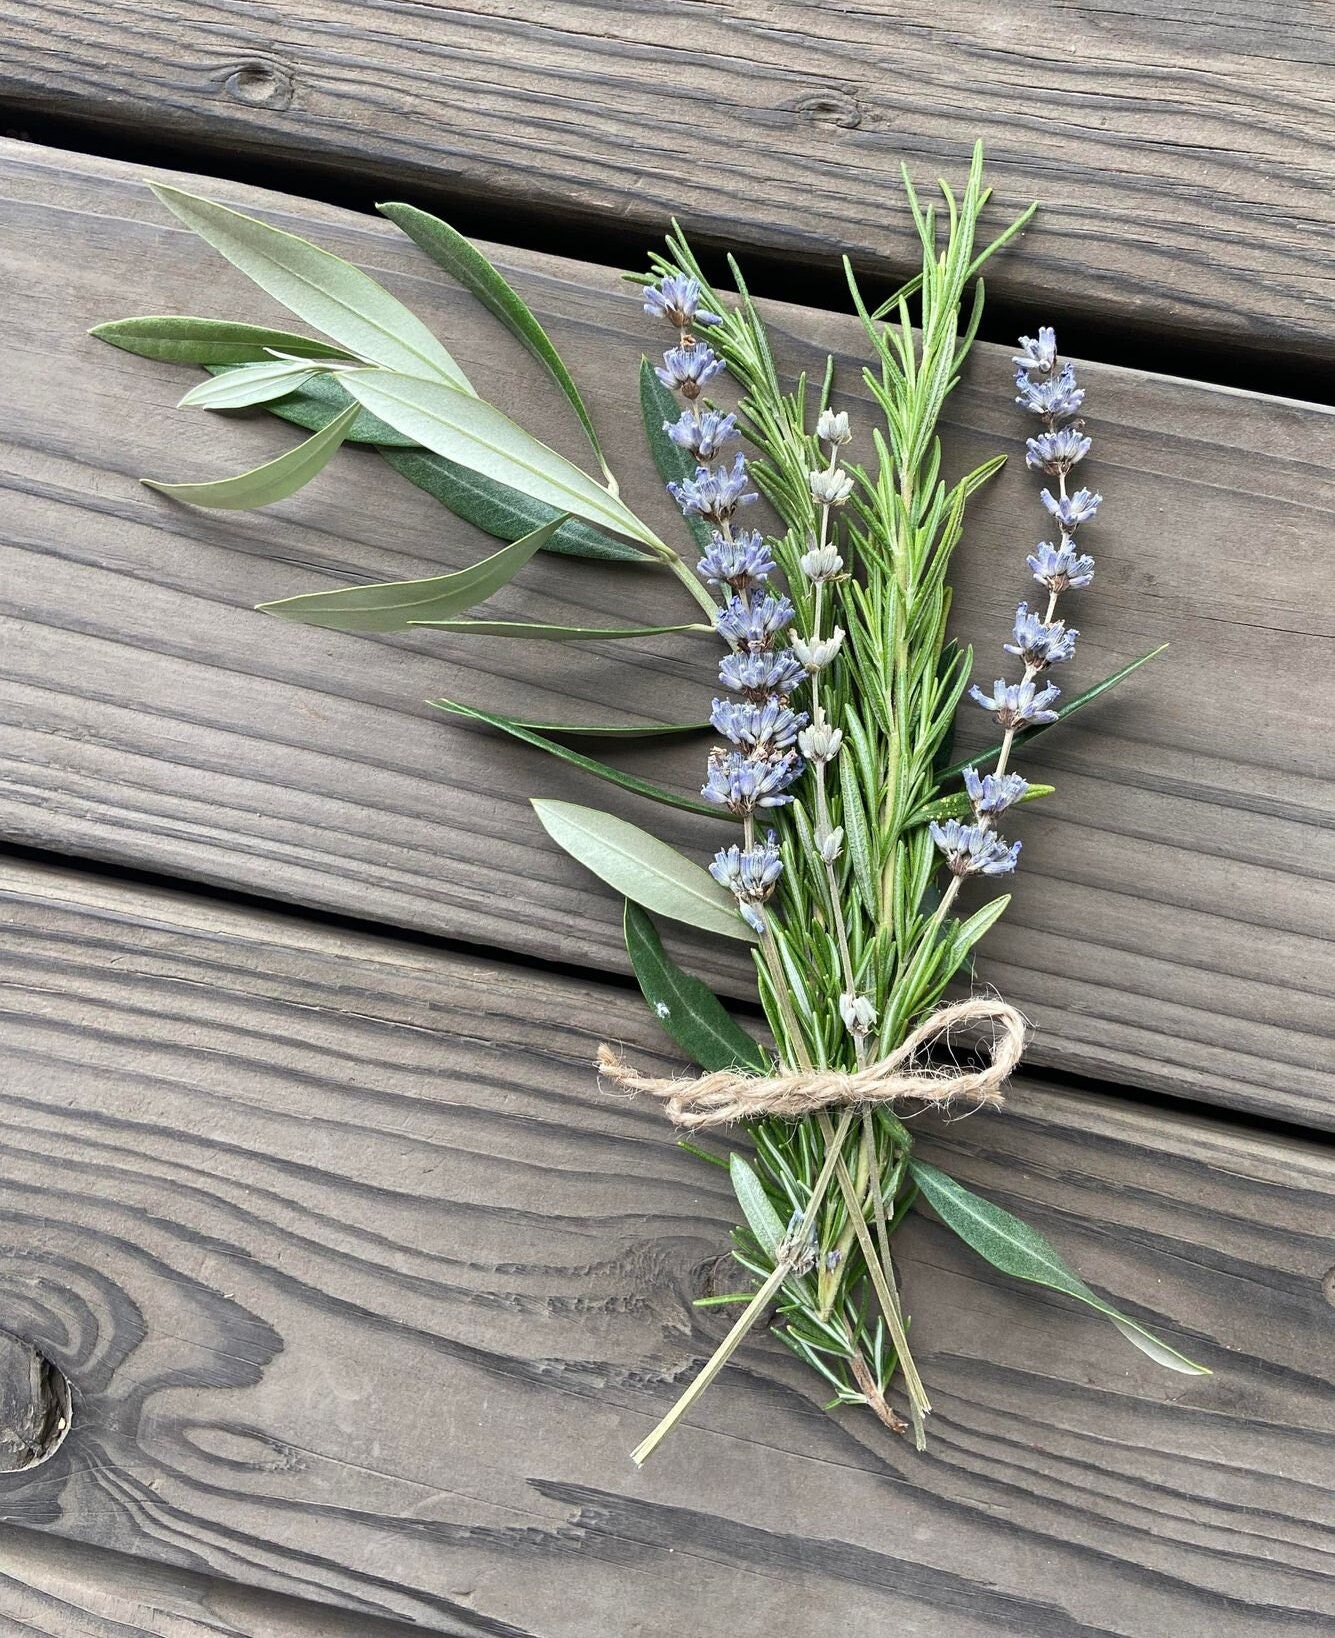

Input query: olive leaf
[340,371,664,550]
[431,702,724,818]
[379,201,611,480]
[909,1161,1210,1375]
[91,315,354,365]
[531,799,754,941]
[149,184,473,390]
[729,1152,787,1262]
[624,901,769,1071]
[178,359,326,409]
[412,618,705,641]
[258,515,561,630]
[142,401,360,510]
[499,717,710,740]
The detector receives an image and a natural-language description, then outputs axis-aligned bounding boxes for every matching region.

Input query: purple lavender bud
[963,766,1030,817]
[669,454,758,524]
[710,697,808,750]
[715,592,796,652]
[1013,327,1057,375]
[929,818,1022,878]
[718,648,808,700]
[709,831,784,900]
[1027,540,1095,593]
[1004,601,1079,669]
[1025,425,1091,475]
[644,273,720,330]
[656,342,726,400]
[969,677,1062,730]
[701,749,803,814]
[1040,487,1101,531]
[1015,362,1084,419]
[666,407,738,461]
[696,529,775,591]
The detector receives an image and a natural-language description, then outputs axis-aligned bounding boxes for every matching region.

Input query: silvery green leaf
[729,1153,787,1263]
[258,515,560,631]
[638,359,714,551]
[149,185,473,391]
[378,202,611,478]
[531,799,755,942]
[341,371,662,548]
[219,369,655,561]
[430,702,723,818]
[411,618,703,641]
[624,902,769,1071]
[947,892,1010,969]
[142,401,359,510]
[909,1161,1210,1375]
[178,360,325,409]
[90,315,353,365]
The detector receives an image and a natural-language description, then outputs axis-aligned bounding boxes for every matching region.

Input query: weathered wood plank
[1,141,1333,1125]
[0,857,1331,1635]
[0,1527,431,1637]
[1,2,1333,370]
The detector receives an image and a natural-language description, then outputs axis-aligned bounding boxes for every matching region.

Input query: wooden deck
[0,6,1332,1633]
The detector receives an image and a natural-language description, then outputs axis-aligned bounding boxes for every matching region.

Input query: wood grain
[1,2,1333,371]
[0,856,1331,1635]
[0,1528,430,1637]
[1,141,1333,1126]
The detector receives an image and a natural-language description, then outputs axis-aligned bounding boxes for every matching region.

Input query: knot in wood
[791,89,863,130]
[223,59,296,111]
[0,1331,71,1472]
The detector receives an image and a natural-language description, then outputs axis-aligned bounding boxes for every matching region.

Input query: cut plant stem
[631,1104,856,1465]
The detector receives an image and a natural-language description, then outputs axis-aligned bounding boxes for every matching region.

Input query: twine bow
[597,998,1027,1129]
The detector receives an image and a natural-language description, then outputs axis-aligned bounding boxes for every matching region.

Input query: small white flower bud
[839,993,877,1036]
[790,627,845,672]
[809,468,855,507]
[818,825,844,864]
[817,408,852,445]
[799,542,844,583]
[797,722,843,763]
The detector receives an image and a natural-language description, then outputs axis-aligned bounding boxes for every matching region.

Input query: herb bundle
[95,145,1207,1461]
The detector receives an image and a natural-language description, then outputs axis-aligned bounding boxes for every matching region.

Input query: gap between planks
[0,853,1330,1635]
[0,0,1333,388]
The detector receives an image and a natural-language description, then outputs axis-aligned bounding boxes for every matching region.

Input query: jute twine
[597,997,1027,1130]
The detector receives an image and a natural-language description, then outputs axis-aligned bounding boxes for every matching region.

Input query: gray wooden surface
[1,3,1333,372]
[0,856,1331,1636]
[3,141,1333,1125]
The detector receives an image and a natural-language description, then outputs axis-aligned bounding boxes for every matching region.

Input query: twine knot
[597,998,1027,1130]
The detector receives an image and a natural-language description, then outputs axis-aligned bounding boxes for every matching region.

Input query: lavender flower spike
[666,407,738,461]
[1005,602,1079,668]
[1027,540,1095,593]
[929,818,1022,878]
[701,749,803,814]
[719,648,808,700]
[711,697,808,750]
[669,454,757,523]
[969,677,1061,730]
[1013,327,1057,374]
[1026,425,1091,475]
[644,273,719,330]
[963,767,1029,816]
[1041,487,1101,530]
[697,530,775,591]
[715,592,796,651]
[1016,362,1084,419]
[710,831,784,933]
[656,342,725,400]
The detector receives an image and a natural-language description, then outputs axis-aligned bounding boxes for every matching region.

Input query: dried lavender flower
[1013,326,1057,373]
[696,530,776,591]
[799,542,844,582]
[1025,425,1091,475]
[718,648,808,699]
[656,342,725,399]
[963,767,1030,816]
[790,628,844,671]
[1005,602,1079,668]
[809,468,855,507]
[711,697,808,750]
[1027,540,1095,592]
[1041,486,1101,530]
[929,818,1022,877]
[1015,362,1084,418]
[669,454,757,522]
[701,748,804,813]
[667,407,739,461]
[715,592,797,651]
[969,676,1062,729]
[644,273,719,330]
